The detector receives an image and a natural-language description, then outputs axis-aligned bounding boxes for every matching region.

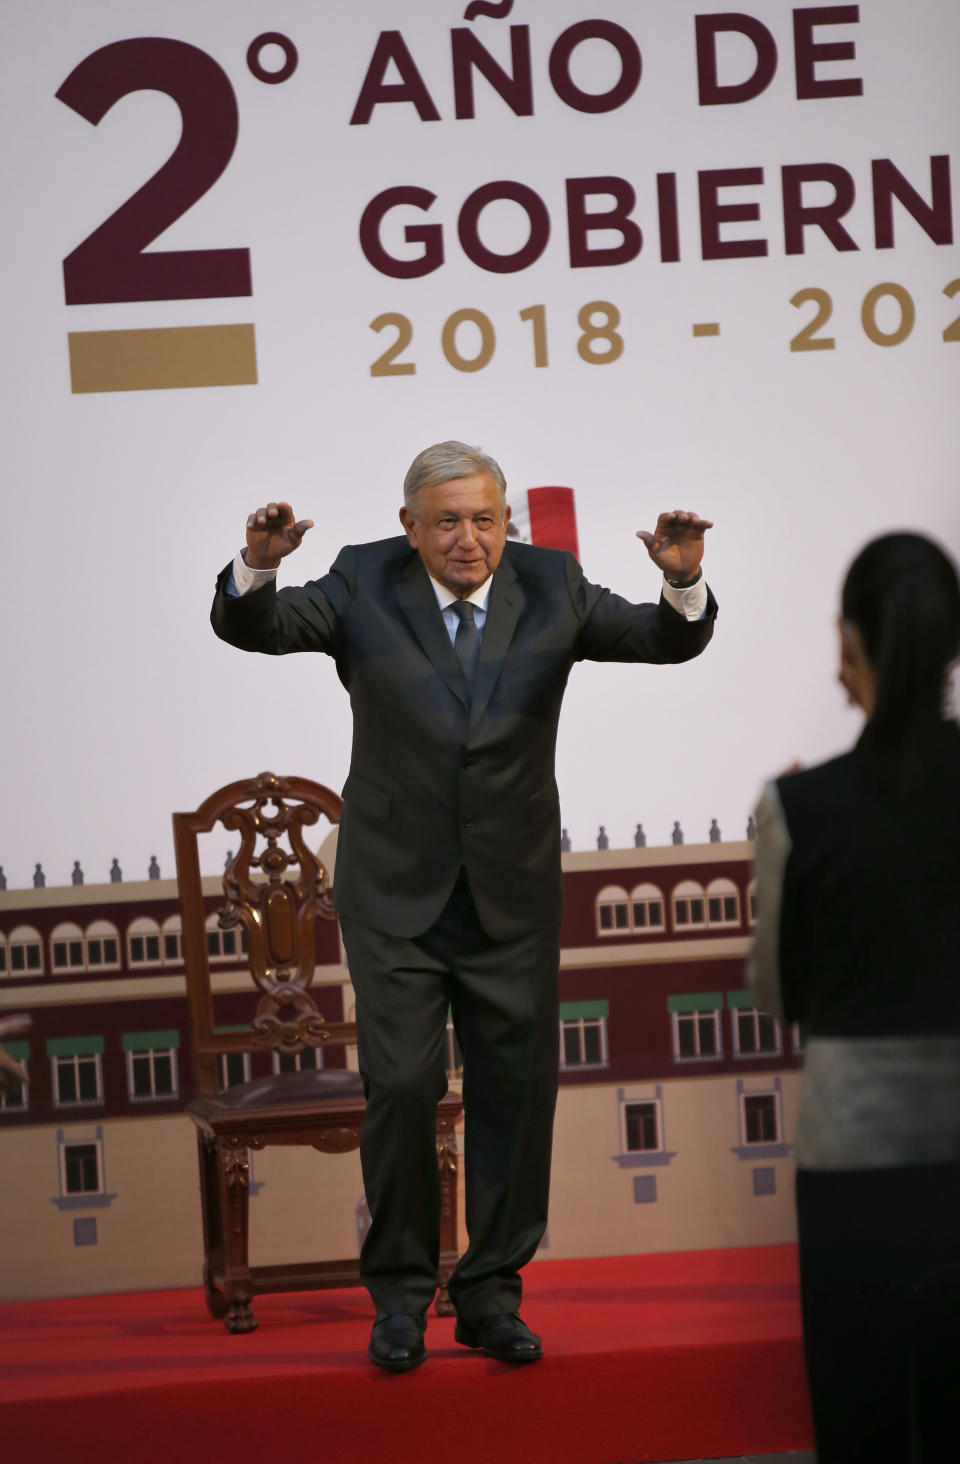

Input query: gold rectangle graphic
[68,324,258,394]
[692,322,720,338]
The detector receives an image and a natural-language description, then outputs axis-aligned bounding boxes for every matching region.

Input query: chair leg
[436,1281,455,1316]
[218,1137,257,1334]
[196,1133,229,1318]
[435,1116,459,1317]
[203,1264,230,1320]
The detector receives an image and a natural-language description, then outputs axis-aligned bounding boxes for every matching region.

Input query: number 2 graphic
[57,37,251,305]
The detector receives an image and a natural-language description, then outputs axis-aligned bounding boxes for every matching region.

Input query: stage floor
[1,1244,813,1464]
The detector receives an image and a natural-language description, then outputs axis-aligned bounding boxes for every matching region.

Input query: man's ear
[399,506,418,546]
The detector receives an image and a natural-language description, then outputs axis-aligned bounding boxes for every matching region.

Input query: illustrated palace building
[0,834,803,1301]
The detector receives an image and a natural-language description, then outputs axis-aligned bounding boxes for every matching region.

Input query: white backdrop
[3,0,959,883]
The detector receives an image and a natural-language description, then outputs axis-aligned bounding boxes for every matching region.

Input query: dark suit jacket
[763,720,960,1037]
[212,537,717,940]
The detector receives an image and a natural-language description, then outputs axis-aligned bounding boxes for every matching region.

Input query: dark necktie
[451,600,480,692]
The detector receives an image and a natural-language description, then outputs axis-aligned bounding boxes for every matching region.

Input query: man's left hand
[636,510,713,584]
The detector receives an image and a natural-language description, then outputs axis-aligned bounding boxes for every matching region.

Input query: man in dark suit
[212,441,716,1371]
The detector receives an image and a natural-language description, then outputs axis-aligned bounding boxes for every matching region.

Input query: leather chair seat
[189,1066,366,1117]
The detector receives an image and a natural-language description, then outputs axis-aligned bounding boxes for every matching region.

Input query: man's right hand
[245,501,314,569]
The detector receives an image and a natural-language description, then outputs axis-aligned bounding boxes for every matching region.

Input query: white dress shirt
[429,574,493,644]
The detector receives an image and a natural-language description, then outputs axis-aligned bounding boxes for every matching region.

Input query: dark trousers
[796,1163,960,1464]
[339,871,560,1322]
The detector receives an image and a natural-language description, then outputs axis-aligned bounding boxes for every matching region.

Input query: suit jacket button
[462,756,473,770]
[463,814,473,827]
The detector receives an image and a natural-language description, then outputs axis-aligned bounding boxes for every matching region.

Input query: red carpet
[1,1246,812,1463]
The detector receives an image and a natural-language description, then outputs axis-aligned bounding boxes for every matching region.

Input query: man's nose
[457,519,478,547]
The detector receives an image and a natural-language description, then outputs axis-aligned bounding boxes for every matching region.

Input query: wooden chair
[173,771,462,1334]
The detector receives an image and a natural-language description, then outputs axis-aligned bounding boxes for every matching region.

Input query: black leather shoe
[368,1313,427,1372]
[454,1312,543,1363]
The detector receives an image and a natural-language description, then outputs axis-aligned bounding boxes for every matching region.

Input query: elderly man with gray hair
[212,440,716,1370]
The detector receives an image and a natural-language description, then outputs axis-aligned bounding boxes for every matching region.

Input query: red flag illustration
[507,486,579,558]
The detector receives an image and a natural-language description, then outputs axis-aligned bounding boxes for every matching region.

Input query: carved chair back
[173,771,353,1096]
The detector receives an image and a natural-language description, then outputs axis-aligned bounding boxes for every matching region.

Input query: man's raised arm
[575,507,717,664]
[211,501,345,657]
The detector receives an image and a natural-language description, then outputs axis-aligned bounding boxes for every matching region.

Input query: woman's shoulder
[774,746,861,813]
[777,719,960,832]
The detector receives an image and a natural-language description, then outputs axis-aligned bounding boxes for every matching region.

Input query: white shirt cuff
[232,549,278,596]
[661,573,708,622]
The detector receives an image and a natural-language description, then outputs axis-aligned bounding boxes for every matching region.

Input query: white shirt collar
[428,573,493,613]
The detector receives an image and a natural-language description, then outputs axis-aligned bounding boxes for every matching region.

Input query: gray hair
[403,440,507,514]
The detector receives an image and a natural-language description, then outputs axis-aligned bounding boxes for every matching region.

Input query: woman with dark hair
[749,532,960,1463]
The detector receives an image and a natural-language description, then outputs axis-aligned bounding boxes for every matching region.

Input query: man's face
[399,473,511,596]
